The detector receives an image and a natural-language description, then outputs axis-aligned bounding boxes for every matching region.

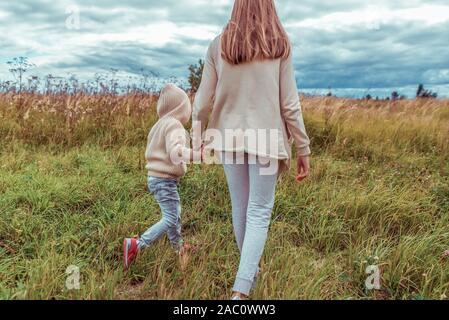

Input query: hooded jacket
[145,84,192,179]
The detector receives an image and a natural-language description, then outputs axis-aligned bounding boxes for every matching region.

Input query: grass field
[0,93,448,300]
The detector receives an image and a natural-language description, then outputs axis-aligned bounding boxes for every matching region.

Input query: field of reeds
[0,92,448,300]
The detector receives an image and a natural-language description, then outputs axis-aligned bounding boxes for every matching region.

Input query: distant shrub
[416,84,438,99]
[391,91,406,101]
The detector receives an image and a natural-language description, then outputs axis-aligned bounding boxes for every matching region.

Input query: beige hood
[157,84,192,125]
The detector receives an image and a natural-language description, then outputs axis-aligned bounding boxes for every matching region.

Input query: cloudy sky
[1,0,449,96]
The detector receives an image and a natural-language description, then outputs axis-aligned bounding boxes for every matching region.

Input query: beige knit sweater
[145,84,193,179]
[192,36,311,172]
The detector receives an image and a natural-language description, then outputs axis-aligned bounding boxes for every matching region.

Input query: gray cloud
[0,0,448,96]
[294,20,449,88]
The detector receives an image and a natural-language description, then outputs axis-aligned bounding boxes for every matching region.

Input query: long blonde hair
[221,0,291,65]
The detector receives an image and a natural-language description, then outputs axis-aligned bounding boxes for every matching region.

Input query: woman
[192,0,311,300]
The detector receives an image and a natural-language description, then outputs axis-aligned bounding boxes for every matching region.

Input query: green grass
[0,94,448,299]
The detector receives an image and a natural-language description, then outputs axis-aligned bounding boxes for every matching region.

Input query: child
[123,84,201,270]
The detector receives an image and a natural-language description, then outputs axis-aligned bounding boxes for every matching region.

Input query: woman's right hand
[296,155,310,183]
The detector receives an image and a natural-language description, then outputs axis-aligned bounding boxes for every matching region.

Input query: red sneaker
[123,238,139,270]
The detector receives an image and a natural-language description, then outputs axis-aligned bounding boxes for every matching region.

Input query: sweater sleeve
[192,39,218,134]
[165,120,194,164]
[280,52,311,156]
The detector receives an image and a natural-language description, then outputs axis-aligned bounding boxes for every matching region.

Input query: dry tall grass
[0,93,448,299]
